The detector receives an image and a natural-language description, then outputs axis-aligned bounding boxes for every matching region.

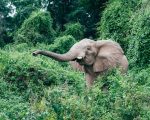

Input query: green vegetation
[49,35,77,54]
[1,45,150,119]
[127,2,150,68]
[63,22,84,40]
[98,0,150,68]
[97,0,140,52]
[14,10,55,45]
[1,0,150,119]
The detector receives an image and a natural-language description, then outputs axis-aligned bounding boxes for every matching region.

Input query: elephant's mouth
[77,59,85,65]
[73,57,85,65]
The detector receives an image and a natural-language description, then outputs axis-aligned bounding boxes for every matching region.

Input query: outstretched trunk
[34,50,78,62]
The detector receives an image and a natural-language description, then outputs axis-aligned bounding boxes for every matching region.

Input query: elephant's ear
[70,61,84,72]
[93,52,116,72]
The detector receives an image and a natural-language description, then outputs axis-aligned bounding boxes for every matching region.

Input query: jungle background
[1,0,150,119]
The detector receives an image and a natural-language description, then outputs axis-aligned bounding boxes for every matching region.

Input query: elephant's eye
[87,47,91,50]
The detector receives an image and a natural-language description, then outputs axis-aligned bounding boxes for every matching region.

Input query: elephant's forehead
[71,42,90,50]
[80,39,94,44]
[74,39,94,47]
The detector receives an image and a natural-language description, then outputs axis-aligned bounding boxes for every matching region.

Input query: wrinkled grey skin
[33,39,128,87]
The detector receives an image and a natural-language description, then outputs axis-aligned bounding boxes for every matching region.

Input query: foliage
[46,0,108,38]
[37,69,150,120]
[97,0,140,52]
[127,1,150,68]
[0,38,5,47]
[63,22,84,40]
[98,0,150,68]
[46,0,74,30]
[1,0,108,45]
[14,10,55,45]
[12,0,43,28]
[1,43,84,97]
[49,35,77,54]
[0,96,29,120]
[0,0,45,46]
[0,0,13,46]
[1,43,150,119]
[77,0,108,38]
[1,0,150,119]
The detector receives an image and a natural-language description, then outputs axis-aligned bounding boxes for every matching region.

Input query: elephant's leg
[85,73,95,87]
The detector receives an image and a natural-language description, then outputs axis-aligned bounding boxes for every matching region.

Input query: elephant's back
[119,55,128,73]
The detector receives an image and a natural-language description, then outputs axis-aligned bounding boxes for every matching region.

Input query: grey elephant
[33,39,128,87]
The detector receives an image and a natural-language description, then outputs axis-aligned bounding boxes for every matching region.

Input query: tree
[46,0,108,38]
[12,0,43,29]
[14,10,55,45]
[63,22,84,40]
[76,0,108,38]
[46,0,75,30]
[0,0,13,46]
[97,0,140,52]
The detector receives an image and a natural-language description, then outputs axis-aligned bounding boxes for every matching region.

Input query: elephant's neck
[84,65,94,74]
[84,65,100,77]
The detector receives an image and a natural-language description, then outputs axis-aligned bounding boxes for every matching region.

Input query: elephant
[33,38,128,87]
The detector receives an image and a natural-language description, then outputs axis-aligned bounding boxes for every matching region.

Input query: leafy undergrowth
[0,43,150,119]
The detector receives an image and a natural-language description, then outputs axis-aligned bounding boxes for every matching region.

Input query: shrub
[97,0,140,52]
[63,22,84,40]
[29,69,150,120]
[94,69,150,120]
[49,35,77,54]
[127,2,150,68]
[1,43,150,119]
[0,96,29,120]
[14,10,55,45]
[98,0,150,68]
[1,44,84,97]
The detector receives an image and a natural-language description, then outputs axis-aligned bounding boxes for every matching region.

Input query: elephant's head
[33,38,127,73]
[69,39,98,66]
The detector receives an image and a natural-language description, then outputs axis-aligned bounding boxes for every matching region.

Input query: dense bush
[1,43,150,119]
[1,44,84,97]
[127,2,150,68]
[98,0,150,68]
[49,35,77,54]
[63,22,84,40]
[14,10,55,45]
[23,69,150,120]
[97,0,140,52]
[0,96,29,120]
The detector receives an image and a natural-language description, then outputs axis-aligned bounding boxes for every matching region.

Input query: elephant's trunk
[33,50,78,62]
